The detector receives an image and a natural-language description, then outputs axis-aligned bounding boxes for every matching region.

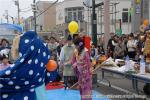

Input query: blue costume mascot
[0,31,58,100]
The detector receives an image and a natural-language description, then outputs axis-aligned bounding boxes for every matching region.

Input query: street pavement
[93,71,150,100]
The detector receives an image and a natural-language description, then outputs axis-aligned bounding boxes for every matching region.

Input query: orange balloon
[143,19,149,26]
[46,60,57,71]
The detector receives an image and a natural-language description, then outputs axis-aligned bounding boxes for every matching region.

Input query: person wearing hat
[60,35,77,89]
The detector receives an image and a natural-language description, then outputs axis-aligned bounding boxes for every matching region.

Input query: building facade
[36,1,56,32]
[56,0,87,33]
[22,0,150,35]
[23,16,34,32]
[56,0,132,35]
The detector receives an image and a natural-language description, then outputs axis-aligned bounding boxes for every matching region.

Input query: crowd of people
[89,29,150,64]
[0,31,93,100]
[106,32,143,60]
[0,25,150,99]
[42,34,92,100]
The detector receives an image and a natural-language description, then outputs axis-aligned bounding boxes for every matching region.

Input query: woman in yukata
[0,31,58,100]
[72,37,92,100]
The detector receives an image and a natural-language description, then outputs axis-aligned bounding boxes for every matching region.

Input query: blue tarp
[0,23,23,33]
[46,89,110,100]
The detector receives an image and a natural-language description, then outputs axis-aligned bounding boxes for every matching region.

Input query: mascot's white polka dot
[12,77,16,79]
[0,84,3,88]
[44,43,47,47]
[31,85,35,87]
[31,46,34,51]
[8,81,14,85]
[29,70,34,75]
[19,53,22,57]
[43,52,46,57]
[35,59,38,64]
[25,39,29,44]
[21,78,25,80]
[36,73,40,76]
[48,55,50,59]
[5,70,11,75]
[28,60,32,64]
[40,62,44,67]
[20,58,24,63]
[47,73,50,77]
[38,49,40,53]
[30,89,34,92]
[15,86,20,89]
[38,78,42,82]
[10,64,15,68]
[24,96,28,100]
[24,81,29,85]
[2,94,8,98]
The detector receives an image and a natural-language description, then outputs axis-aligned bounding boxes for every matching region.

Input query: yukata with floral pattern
[72,48,92,100]
[0,31,57,100]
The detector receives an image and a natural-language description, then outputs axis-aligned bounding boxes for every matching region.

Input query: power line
[32,0,58,32]
[20,9,32,13]
[20,7,31,10]
[35,0,58,18]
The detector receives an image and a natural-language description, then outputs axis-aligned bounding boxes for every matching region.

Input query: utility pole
[111,4,114,32]
[92,0,97,47]
[83,0,104,46]
[10,16,14,24]
[104,0,110,50]
[131,0,142,33]
[14,0,20,24]
[5,10,9,23]
[87,8,90,35]
[142,0,149,20]
[32,0,37,32]
[113,2,119,33]
[99,6,103,34]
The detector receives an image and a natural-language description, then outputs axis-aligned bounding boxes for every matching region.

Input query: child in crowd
[0,54,10,71]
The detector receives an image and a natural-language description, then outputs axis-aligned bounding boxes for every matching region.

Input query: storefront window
[65,7,84,23]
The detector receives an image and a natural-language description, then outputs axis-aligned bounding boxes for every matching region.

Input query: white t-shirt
[127,40,137,52]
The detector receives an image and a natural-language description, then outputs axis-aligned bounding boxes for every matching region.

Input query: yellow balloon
[136,0,141,4]
[68,21,79,34]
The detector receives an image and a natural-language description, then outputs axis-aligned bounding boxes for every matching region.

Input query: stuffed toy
[143,25,150,63]
[143,25,150,95]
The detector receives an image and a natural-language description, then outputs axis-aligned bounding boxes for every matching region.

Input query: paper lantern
[84,35,91,53]
[68,21,79,34]
[46,60,57,71]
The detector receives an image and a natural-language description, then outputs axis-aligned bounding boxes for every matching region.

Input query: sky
[0,0,63,23]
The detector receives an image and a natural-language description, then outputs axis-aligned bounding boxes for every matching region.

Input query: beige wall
[43,2,56,31]
[56,2,65,25]
[36,1,56,32]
